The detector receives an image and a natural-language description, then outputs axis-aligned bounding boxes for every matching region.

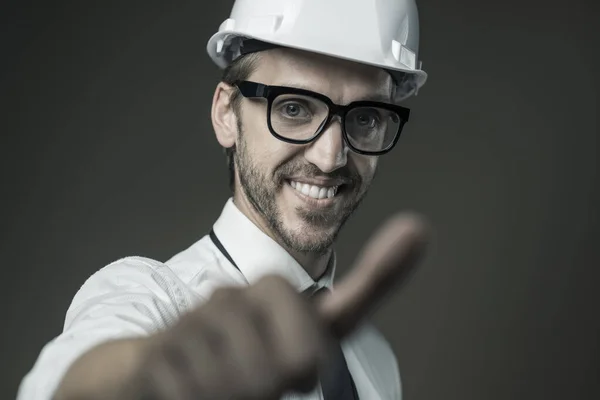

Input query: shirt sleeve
[16,256,193,400]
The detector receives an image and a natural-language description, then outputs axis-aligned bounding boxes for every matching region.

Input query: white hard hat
[206,0,428,97]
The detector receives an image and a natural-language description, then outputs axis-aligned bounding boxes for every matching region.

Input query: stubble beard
[233,127,370,255]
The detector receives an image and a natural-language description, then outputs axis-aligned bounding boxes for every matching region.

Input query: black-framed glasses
[234,80,410,156]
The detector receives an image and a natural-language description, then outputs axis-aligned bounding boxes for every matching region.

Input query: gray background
[2,0,598,399]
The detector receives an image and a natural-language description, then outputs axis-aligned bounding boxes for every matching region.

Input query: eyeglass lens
[270,94,401,152]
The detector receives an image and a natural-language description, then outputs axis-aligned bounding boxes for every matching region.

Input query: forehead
[248,48,393,104]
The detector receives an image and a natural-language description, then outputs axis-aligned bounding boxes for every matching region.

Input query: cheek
[350,154,378,183]
[242,116,299,173]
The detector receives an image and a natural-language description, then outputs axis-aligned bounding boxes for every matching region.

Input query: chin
[277,209,339,251]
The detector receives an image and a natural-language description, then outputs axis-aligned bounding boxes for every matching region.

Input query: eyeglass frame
[233,80,411,156]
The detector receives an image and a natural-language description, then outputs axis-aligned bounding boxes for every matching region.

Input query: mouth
[285,179,349,202]
[289,180,337,199]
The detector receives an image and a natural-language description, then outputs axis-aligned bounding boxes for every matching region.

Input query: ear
[211,82,238,149]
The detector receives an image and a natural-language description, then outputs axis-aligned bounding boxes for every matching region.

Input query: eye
[279,101,310,118]
[354,111,379,128]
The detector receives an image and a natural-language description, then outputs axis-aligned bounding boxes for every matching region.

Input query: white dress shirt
[18,198,402,400]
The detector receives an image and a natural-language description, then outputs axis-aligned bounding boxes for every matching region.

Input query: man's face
[233,49,394,254]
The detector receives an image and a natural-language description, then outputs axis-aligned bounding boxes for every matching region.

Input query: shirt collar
[212,198,336,292]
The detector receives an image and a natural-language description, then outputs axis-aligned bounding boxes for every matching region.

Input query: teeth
[289,180,339,200]
[301,184,310,196]
[318,187,327,199]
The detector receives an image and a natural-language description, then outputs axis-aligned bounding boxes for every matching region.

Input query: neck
[232,192,332,280]
[290,247,332,281]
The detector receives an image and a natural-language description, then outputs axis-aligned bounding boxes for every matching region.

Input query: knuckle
[255,274,294,293]
[151,332,225,399]
[209,286,241,305]
[252,276,307,313]
[155,336,186,369]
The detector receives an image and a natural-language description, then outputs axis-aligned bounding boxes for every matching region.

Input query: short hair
[219,52,262,193]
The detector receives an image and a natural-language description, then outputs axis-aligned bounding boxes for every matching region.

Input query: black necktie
[209,230,359,399]
[308,287,359,400]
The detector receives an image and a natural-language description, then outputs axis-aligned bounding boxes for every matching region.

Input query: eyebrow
[275,81,392,104]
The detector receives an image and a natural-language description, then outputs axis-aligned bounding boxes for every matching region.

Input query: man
[18,0,429,399]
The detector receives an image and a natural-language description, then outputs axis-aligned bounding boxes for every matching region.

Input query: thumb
[317,212,430,338]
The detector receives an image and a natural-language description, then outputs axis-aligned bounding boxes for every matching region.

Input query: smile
[288,180,339,200]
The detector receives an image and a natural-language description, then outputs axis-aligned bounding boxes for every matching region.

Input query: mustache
[274,161,360,185]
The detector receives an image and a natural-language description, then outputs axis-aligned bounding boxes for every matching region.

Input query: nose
[303,117,348,173]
